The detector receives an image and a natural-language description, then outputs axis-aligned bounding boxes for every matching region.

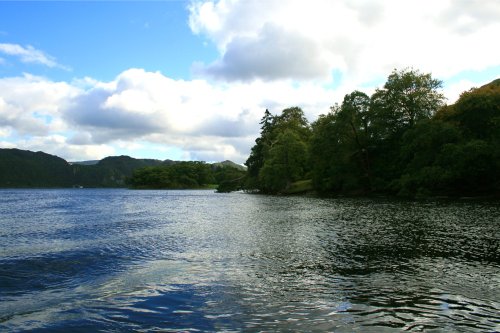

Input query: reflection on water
[0,189,499,332]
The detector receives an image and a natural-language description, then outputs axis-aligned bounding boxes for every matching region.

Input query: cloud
[0,43,68,69]
[11,134,116,162]
[0,74,77,135]
[442,79,481,104]
[0,68,339,163]
[189,0,500,84]
[437,0,500,34]
[196,109,255,137]
[60,68,336,161]
[195,24,331,81]
[0,68,494,164]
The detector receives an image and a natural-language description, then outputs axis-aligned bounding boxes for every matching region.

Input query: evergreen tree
[245,107,311,193]
[245,109,276,189]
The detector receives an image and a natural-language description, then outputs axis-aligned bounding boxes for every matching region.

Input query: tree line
[245,68,500,198]
[129,161,247,192]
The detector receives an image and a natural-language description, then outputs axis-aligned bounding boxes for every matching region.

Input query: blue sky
[0,1,216,81]
[0,0,499,163]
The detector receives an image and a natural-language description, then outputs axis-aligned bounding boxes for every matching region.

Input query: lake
[0,189,499,332]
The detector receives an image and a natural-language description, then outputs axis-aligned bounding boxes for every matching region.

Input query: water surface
[0,189,499,332]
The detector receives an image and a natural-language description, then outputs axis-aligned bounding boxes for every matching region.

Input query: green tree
[310,100,371,193]
[432,79,500,195]
[337,91,374,189]
[394,120,462,196]
[371,68,445,138]
[275,106,311,141]
[368,68,446,188]
[434,140,498,195]
[259,129,308,193]
[129,161,215,189]
[245,109,276,189]
[436,79,500,141]
[245,107,311,193]
[310,109,350,192]
[245,72,498,197]
[214,165,246,193]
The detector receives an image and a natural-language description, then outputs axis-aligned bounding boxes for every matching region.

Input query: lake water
[0,189,499,332]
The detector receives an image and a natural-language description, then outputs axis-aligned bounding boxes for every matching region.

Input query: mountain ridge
[0,148,245,188]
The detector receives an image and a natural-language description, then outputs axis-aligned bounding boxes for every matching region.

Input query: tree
[214,165,246,193]
[432,79,500,195]
[310,99,372,193]
[310,110,348,192]
[245,107,311,193]
[436,79,500,141]
[370,68,445,139]
[275,106,311,142]
[129,161,215,189]
[366,68,446,189]
[336,91,374,189]
[245,71,498,197]
[394,120,462,196]
[259,129,308,193]
[245,109,276,189]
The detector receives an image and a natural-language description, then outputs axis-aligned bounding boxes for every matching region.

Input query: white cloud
[0,74,78,135]
[0,69,335,163]
[437,0,500,34]
[442,79,482,104]
[0,43,68,69]
[13,135,116,162]
[0,65,494,163]
[188,0,500,84]
[195,23,331,81]
[62,68,337,162]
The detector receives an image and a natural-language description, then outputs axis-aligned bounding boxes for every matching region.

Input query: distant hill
[71,155,164,187]
[0,149,73,187]
[212,160,247,171]
[70,160,99,166]
[0,148,245,188]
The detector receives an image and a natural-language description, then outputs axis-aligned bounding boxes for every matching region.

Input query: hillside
[71,155,164,187]
[0,149,73,187]
[0,149,244,189]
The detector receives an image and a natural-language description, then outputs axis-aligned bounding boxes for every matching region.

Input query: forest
[128,161,246,192]
[245,68,500,198]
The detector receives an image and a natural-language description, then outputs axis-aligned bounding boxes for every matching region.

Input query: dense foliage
[245,107,311,193]
[128,161,246,191]
[246,69,500,197]
[128,161,213,189]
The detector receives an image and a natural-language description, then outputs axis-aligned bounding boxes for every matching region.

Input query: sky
[0,0,499,163]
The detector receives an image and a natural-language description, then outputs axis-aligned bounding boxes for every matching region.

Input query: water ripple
[0,189,499,332]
